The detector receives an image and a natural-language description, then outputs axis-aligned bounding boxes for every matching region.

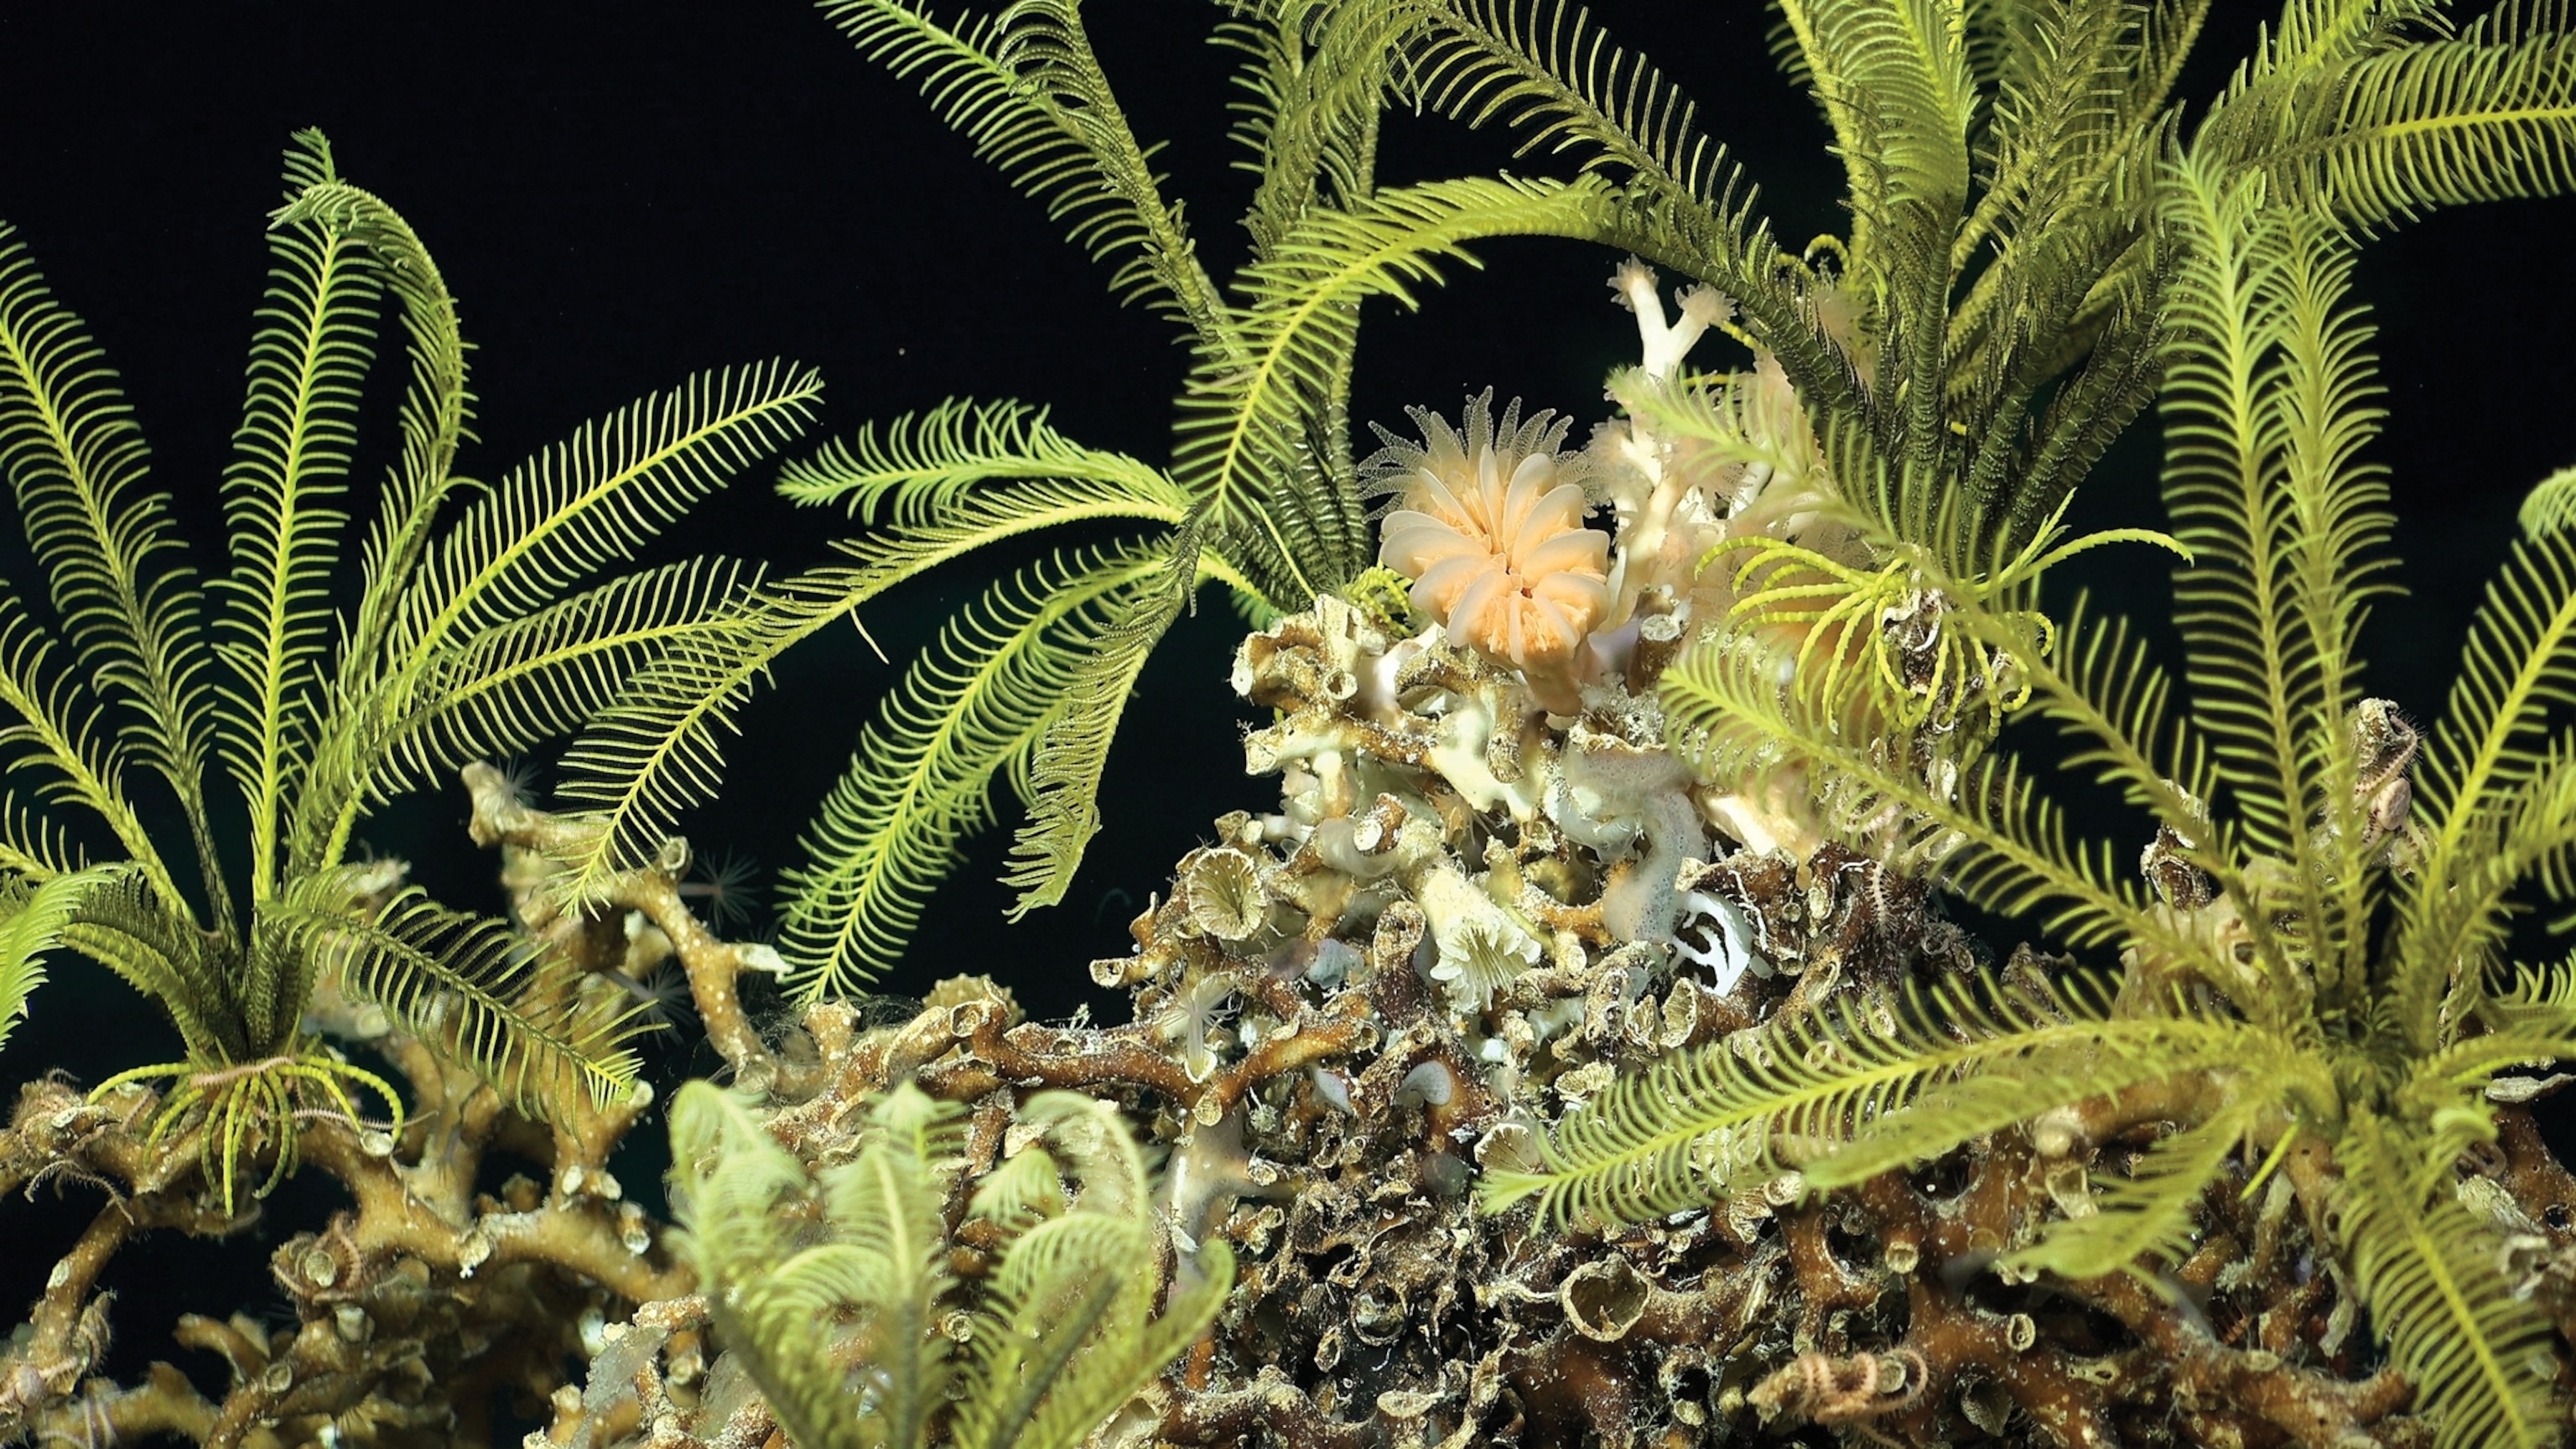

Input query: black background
[2,0,2573,1415]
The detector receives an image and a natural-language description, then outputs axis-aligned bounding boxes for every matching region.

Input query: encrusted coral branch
[461,761,802,1097]
[0,766,797,1449]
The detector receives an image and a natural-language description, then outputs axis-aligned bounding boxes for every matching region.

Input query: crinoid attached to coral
[1373,392,1610,711]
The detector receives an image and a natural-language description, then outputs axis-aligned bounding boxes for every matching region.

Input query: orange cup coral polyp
[1376,395,1610,708]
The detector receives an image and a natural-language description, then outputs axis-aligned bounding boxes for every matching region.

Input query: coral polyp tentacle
[1373,391,1610,709]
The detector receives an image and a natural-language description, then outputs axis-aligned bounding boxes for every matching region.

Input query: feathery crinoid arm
[0,592,190,916]
[811,1083,968,1449]
[2184,0,2448,167]
[1940,0,2184,546]
[384,360,820,689]
[1484,969,2277,1232]
[819,0,1228,345]
[776,398,1189,528]
[777,543,1168,997]
[673,1080,1223,1449]
[1771,0,1977,273]
[372,558,766,802]
[1607,359,1830,499]
[59,865,239,1065]
[311,361,818,887]
[0,864,134,1055]
[0,222,213,925]
[1788,0,1977,467]
[949,1092,1230,1449]
[2398,538,2576,1046]
[550,400,1186,909]
[1214,1,1431,522]
[1220,0,1430,255]
[1420,0,2168,550]
[1409,0,1894,491]
[215,131,380,904]
[2250,0,2576,231]
[267,884,647,1117]
[2004,1090,2282,1282]
[1000,531,1198,916]
[2268,0,2451,75]
[2411,957,2576,1098]
[670,1081,936,1449]
[1411,0,1784,294]
[2333,1106,2559,1449]
[278,153,477,703]
[1957,0,2169,270]
[2405,468,2576,1036]
[257,144,497,887]
[1993,592,2338,1007]
[2157,144,2397,989]
[2518,461,2576,538]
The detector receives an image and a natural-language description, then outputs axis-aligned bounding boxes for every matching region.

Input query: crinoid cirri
[1374,391,1610,710]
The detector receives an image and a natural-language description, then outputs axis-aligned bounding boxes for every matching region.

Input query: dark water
[0,0,2571,1420]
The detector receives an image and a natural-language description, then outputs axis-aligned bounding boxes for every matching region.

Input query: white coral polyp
[1376,396,1609,704]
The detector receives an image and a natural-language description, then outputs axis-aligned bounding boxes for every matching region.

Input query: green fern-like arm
[2007,1090,2279,1281]
[0,224,219,924]
[2399,536,2576,1047]
[313,362,820,878]
[2412,530,2576,857]
[777,543,1166,995]
[0,798,79,884]
[1002,537,1192,915]
[61,870,237,1063]
[278,163,478,700]
[0,864,132,1055]
[1953,0,2136,273]
[371,558,762,800]
[1485,972,2270,1228]
[215,132,377,901]
[271,887,645,1116]
[673,1081,974,1449]
[819,0,1230,345]
[1660,630,2231,979]
[0,600,189,917]
[672,1083,889,1449]
[2158,145,2393,911]
[1415,0,1779,275]
[1220,2,1421,254]
[777,397,1191,519]
[814,1084,964,1449]
[391,361,821,668]
[2518,463,2576,538]
[2258,14,2576,229]
[1777,0,1976,280]
[553,412,1186,903]
[2397,740,2576,1045]
[2334,1107,2558,1449]
[1931,583,2324,1016]
[1410,3,1868,423]
[951,1093,1230,1449]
